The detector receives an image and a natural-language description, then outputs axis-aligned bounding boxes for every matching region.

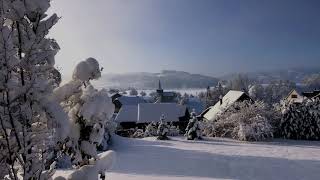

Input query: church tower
[157,79,163,94]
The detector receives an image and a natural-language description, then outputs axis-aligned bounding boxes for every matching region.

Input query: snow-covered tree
[129,88,138,96]
[303,73,320,91]
[280,99,320,140]
[144,122,157,137]
[0,0,69,179]
[227,74,252,93]
[53,58,115,166]
[140,91,146,97]
[185,111,202,140]
[157,115,169,140]
[203,101,278,141]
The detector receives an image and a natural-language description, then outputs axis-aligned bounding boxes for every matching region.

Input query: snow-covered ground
[55,136,320,180]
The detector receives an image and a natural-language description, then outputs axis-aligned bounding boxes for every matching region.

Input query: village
[110,79,320,141]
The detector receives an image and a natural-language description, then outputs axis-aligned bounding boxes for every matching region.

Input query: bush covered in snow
[144,122,158,137]
[203,101,279,141]
[53,58,115,166]
[280,99,320,140]
[132,129,145,138]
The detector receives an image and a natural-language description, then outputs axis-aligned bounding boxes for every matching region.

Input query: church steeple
[158,79,162,90]
[157,79,163,94]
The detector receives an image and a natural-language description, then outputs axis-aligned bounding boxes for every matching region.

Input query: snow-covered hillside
[55,136,320,180]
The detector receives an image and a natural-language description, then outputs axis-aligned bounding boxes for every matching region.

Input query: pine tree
[0,0,71,179]
[185,111,202,140]
[157,115,169,140]
[280,99,320,140]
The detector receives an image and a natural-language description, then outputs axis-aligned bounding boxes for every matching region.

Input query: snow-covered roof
[284,89,304,103]
[117,96,146,106]
[137,103,187,123]
[203,90,250,121]
[114,105,138,123]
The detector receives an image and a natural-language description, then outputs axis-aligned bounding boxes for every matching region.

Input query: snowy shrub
[237,115,273,141]
[0,0,70,179]
[144,122,158,137]
[129,88,138,96]
[168,124,180,137]
[280,99,320,140]
[132,129,145,138]
[53,58,115,166]
[203,101,278,141]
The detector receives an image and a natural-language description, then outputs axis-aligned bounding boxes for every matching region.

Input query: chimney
[219,95,223,105]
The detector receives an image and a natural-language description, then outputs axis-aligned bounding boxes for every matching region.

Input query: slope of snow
[55,136,320,180]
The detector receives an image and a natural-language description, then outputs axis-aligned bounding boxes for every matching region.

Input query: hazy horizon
[50,0,320,80]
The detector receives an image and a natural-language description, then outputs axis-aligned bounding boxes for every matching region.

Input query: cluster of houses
[111,81,192,132]
[110,80,320,134]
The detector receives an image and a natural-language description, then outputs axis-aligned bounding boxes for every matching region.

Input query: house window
[291,94,298,98]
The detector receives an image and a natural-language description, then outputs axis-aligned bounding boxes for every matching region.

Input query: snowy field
[55,136,320,180]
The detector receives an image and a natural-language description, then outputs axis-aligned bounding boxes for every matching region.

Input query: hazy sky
[49,0,320,80]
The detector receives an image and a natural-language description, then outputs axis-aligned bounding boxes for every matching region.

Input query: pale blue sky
[50,0,320,80]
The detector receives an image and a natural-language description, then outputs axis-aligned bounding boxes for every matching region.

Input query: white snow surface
[55,136,320,180]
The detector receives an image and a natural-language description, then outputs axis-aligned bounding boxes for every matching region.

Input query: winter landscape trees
[0,1,116,179]
[0,0,70,179]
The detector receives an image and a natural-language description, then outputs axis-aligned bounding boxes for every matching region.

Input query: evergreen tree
[157,115,169,140]
[185,111,202,140]
[280,99,320,140]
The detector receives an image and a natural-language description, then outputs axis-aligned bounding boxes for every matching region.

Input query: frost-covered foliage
[185,111,202,140]
[167,123,180,137]
[53,58,115,166]
[303,73,320,91]
[0,0,70,179]
[248,81,295,105]
[157,115,169,140]
[54,151,116,180]
[280,99,320,140]
[132,129,145,138]
[203,101,278,141]
[144,122,157,137]
[198,82,229,108]
[129,88,138,96]
[140,91,147,97]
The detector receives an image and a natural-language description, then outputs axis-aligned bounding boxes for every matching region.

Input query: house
[302,90,320,100]
[114,105,138,129]
[284,89,304,104]
[283,89,320,104]
[155,80,178,103]
[114,103,189,130]
[112,95,146,113]
[201,90,252,121]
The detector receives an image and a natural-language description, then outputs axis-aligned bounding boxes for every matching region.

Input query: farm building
[114,103,189,130]
[201,90,252,121]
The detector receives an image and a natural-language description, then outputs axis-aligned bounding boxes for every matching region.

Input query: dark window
[291,94,298,98]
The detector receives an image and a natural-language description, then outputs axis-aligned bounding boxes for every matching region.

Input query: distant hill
[96,70,219,89]
[220,67,320,84]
